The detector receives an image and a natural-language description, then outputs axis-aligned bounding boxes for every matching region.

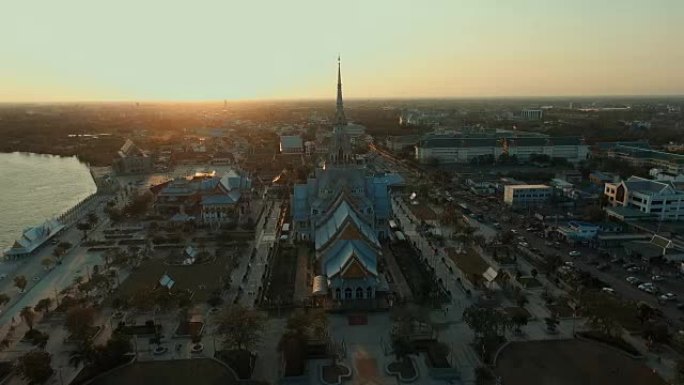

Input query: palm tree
[41,257,54,270]
[35,298,53,315]
[20,307,36,331]
[14,276,28,292]
[69,341,95,368]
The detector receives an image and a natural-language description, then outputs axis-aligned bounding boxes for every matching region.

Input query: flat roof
[506,184,551,189]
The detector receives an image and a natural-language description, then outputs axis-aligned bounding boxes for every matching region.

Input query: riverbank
[0,153,99,251]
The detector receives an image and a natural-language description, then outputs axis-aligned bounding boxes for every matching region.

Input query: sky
[2,0,683,102]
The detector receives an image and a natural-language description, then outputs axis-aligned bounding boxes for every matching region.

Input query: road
[0,195,110,329]
[372,144,684,330]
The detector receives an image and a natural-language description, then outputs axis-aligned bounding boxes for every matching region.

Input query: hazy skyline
[2,0,683,102]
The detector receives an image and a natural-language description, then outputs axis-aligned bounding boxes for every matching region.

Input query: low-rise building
[607,145,684,174]
[520,109,543,120]
[503,184,552,206]
[279,135,303,154]
[649,168,684,183]
[153,169,251,227]
[112,139,152,174]
[604,176,684,221]
[589,171,619,186]
[3,219,64,259]
[385,135,422,152]
[555,169,583,184]
[557,221,599,241]
[415,135,588,164]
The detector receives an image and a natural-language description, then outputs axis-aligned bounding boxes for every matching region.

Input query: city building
[503,137,588,163]
[153,169,251,227]
[415,135,588,164]
[279,135,304,154]
[550,178,574,196]
[292,59,391,303]
[604,176,684,221]
[557,221,599,242]
[520,109,543,120]
[607,145,684,174]
[589,171,619,186]
[384,135,422,152]
[649,168,684,183]
[503,184,552,206]
[555,169,583,184]
[112,139,152,174]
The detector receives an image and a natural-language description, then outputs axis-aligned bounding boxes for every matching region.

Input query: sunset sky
[2,0,683,102]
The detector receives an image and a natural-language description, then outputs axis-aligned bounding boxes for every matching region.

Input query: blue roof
[568,220,599,228]
[315,199,378,251]
[199,178,220,191]
[322,240,378,277]
[376,173,405,187]
[201,192,240,205]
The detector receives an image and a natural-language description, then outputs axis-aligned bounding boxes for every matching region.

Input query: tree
[530,269,538,279]
[58,241,73,250]
[675,359,684,385]
[583,205,605,222]
[87,212,99,226]
[130,289,154,311]
[216,305,265,351]
[0,293,9,307]
[544,316,559,333]
[34,298,53,315]
[41,257,54,270]
[65,306,96,341]
[462,305,510,344]
[15,351,53,384]
[123,192,153,217]
[14,275,28,292]
[284,308,328,341]
[514,290,529,308]
[90,333,132,370]
[20,307,36,330]
[76,222,92,239]
[511,312,528,333]
[69,340,95,368]
[580,292,622,337]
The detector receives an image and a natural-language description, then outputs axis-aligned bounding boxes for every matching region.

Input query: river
[0,152,97,251]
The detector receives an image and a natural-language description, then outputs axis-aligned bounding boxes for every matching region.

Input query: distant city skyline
[2,0,683,102]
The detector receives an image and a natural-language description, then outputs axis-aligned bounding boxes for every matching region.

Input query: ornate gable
[340,255,368,279]
[339,221,364,241]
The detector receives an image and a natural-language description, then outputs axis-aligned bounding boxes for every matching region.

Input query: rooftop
[280,135,303,149]
[506,184,551,190]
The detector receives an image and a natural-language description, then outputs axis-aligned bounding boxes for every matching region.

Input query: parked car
[626,276,640,285]
[627,266,642,273]
[622,262,636,269]
[518,242,529,248]
[569,251,581,257]
[601,287,616,295]
[651,275,665,282]
[659,293,676,302]
[638,283,657,294]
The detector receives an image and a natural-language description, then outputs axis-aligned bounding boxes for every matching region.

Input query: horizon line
[1,93,684,105]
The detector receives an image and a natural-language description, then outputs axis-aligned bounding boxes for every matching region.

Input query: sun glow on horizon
[2,0,683,102]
